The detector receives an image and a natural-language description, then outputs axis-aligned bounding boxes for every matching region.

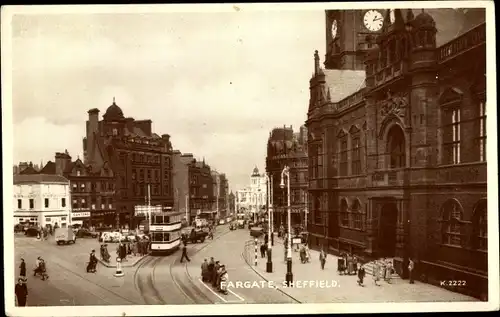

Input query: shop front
[71,211,91,228]
[90,210,116,229]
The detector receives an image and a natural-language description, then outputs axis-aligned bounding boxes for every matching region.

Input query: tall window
[478,101,486,162]
[339,140,348,176]
[29,199,34,209]
[317,145,324,178]
[441,199,463,247]
[473,200,487,251]
[44,198,49,208]
[352,199,362,229]
[443,108,461,164]
[340,199,349,227]
[61,198,66,207]
[351,137,361,175]
[387,125,405,168]
[17,199,22,209]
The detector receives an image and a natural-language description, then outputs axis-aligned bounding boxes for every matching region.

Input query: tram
[149,211,183,255]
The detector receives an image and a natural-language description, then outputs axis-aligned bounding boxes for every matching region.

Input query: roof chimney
[314,50,320,75]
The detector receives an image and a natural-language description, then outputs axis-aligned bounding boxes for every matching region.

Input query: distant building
[211,171,230,219]
[228,191,236,214]
[172,151,192,222]
[41,150,116,227]
[13,161,42,175]
[82,99,174,228]
[236,167,267,216]
[266,125,308,229]
[13,174,71,229]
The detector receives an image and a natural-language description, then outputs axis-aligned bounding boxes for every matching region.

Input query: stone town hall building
[305,8,487,299]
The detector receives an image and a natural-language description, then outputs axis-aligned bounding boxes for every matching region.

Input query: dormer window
[76,170,81,176]
[112,128,118,136]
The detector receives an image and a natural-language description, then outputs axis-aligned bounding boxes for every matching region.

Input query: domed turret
[103,98,125,122]
[252,166,259,176]
[413,9,436,29]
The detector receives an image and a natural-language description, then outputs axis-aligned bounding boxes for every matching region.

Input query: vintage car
[250,227,264,238]
[181,226,208,244]
[99,231,123,243]
[76,228,99,238]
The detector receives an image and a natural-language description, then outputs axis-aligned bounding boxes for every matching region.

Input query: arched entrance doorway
[378,203,398,257]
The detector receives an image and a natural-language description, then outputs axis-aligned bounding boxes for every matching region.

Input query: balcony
[438,23,486,64]
[370,168,405,187]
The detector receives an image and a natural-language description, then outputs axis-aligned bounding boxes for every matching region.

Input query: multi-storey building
[40,150,116,227]
[266,126,308,229]
[306,8,486,299]
[212,171,230,219]
[228,191,236,215]
[82,99,174,228]
[236,167,267,216]
[13,174,71,229]
[172,150,190,221]
[189,158,214,216]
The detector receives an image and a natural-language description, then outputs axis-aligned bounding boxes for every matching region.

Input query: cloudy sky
[10,6,325,191]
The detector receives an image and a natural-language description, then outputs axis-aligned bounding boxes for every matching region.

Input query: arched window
[352,199,362,230]
[472,200,487,251]
[387,125,405,168]
[340,199,349,227]
[441,199,464,247]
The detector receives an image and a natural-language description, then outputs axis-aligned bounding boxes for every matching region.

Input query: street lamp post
[265,173,273,273]
[280,165,293,286]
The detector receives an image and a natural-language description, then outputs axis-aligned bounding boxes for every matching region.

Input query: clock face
[363,10,384,32]
[390,9,395,23]
[331,20,338,39]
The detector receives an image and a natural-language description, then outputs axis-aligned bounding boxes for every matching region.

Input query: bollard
[114,257,124,277]
[254,238,258,266]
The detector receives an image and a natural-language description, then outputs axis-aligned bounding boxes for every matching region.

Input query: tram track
[20,238,140,305]
[132,226,232,305]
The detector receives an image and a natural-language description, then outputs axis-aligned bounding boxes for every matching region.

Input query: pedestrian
[19,258,26,279]
[373,260,380,286]
[219,266,228,295]
[180,242,190,263]
[319,249,327,270]
[87,250,97,273]
[212,261,220,287]
[386,259,393,284]
[381,258,387,281]
[207,257,215,283]
[15,278,28,307]
[357,263,366,286]
[408,258,415,284]
[201,259,209,282]
[260,243,265,258]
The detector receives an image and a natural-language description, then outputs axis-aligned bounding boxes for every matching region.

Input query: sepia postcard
[2,1,498,316]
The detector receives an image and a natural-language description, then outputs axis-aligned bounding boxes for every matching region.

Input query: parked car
[181,226,208,244]
[218,219,225,225]
[250,227,264,238]
[76,228,99,238]
[24,227,39,237]
[55,227,77,245]
[99,231,123,243]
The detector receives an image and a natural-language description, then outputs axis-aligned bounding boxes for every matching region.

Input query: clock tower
[324,9,389,70]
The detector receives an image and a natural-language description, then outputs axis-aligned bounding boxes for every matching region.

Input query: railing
[438,23,486,63]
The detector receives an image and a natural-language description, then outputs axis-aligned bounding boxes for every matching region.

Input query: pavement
[245,235,479,303]
[184,228,298,304]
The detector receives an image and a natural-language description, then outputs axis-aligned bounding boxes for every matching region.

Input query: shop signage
[72,212,90,218]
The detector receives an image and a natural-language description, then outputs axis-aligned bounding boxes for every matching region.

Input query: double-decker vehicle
[236,213,246,229]
[195,211,217,227]
[149,211,183,255]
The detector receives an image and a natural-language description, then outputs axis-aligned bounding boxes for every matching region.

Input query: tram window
[163,233,170,241]
[152,232,163,241]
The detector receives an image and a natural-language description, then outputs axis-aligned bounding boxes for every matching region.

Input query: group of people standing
[16,256,50,306]
[371,258,395,286]
[200,257,229,294]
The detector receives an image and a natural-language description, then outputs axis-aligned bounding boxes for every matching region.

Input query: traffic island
[97,254,148,268]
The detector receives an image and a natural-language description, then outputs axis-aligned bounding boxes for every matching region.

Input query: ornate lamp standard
[280,165,293,286]
[264,173,273,272]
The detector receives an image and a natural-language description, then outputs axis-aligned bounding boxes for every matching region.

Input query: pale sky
[10,9,325,191]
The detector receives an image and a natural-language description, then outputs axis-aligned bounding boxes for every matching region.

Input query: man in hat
[15,278,28,306]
